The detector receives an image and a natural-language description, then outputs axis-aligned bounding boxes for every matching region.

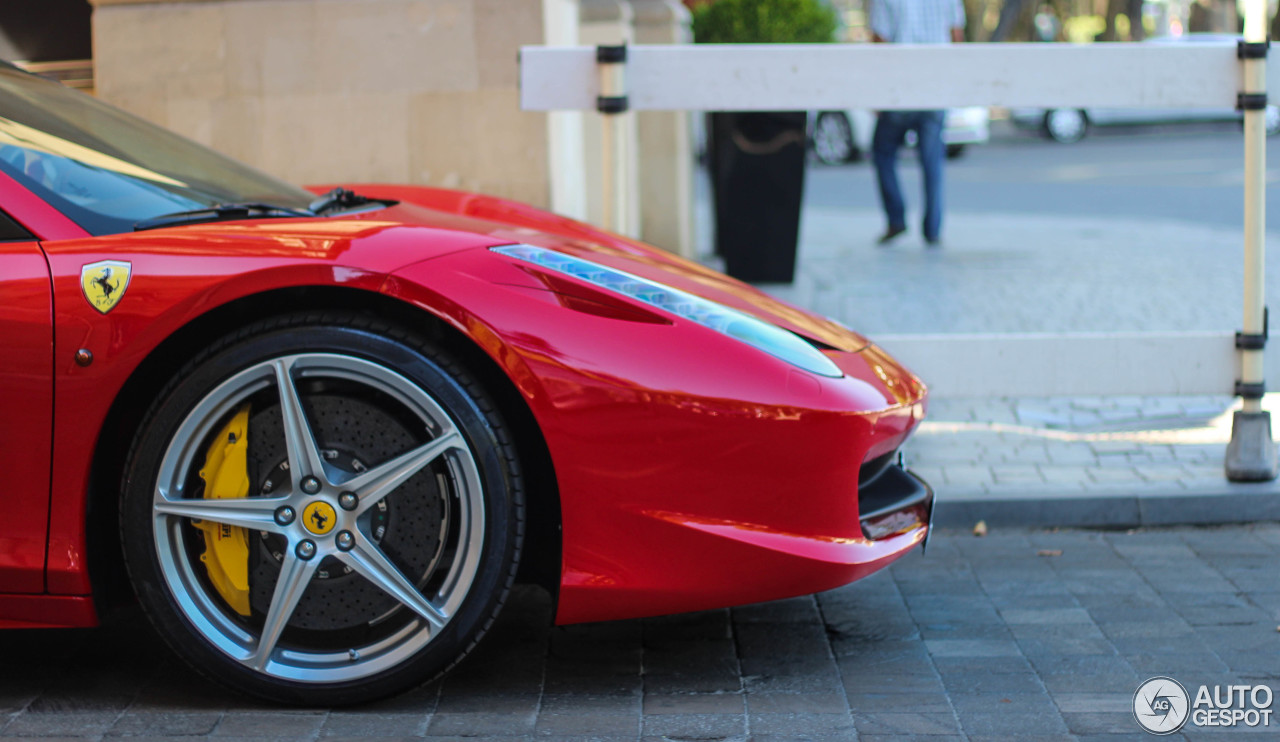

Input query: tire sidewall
[120,319,520,705]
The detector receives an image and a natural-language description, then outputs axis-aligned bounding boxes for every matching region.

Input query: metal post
[596,45,629,233]
[1225,1,1279,481]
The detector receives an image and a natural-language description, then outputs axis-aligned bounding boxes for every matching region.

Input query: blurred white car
[810,107,990,165]
[1010,34,1280,143]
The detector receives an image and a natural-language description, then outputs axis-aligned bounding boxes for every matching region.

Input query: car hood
[85,192,869,355]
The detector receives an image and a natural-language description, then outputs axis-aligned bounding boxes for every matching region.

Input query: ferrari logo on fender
[80,260,132,314]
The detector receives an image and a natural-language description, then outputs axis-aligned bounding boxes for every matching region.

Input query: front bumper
[555,461,935,625]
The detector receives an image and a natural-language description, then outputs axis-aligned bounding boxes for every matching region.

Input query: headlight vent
[493,244,842,378]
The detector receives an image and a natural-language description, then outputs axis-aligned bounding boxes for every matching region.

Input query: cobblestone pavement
[2,525,1277,741]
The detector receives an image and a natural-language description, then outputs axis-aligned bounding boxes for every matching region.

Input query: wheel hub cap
[301,501,337,535]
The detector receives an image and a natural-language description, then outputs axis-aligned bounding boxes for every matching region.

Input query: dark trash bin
[709,110,809,283]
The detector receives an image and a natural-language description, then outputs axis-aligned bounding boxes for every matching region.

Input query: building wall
[91,0,560,207]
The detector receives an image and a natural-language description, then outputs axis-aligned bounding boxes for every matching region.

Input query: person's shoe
[924,234,940,247]
[877,226,907,245]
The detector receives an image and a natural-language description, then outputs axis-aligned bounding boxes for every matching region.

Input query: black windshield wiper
[134,202,313,231]
[308,187,374,215]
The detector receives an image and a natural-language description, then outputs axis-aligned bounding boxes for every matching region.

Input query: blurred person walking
[869,0,965,246]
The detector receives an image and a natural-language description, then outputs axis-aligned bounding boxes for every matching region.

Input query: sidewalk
[753,205,1280,527]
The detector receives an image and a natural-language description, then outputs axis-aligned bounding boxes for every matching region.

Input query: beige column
[543,0,589,221]
[628,0,693,257]
[579,0,640,237]
[90,0,575,210]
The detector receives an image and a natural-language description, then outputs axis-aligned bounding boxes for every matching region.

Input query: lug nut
[296,540,317,560]
[301,476,322,495]
[336,531,355,551]
[338,492,358,511]
[274,506,296,526]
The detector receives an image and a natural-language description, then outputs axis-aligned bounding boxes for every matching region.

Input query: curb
[933,482,1280,529]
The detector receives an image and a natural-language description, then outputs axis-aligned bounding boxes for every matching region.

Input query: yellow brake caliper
[195,404,253,616]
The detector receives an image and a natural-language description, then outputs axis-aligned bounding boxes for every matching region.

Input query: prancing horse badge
[80,260,132,314]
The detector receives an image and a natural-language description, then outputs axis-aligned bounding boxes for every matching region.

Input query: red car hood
[326,185,871,354]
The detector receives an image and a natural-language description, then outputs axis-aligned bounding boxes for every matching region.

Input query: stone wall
[91,0,556,207]
[90,0,694,255]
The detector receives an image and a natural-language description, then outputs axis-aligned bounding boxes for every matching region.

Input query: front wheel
[120,313,523,705]
[1043,109,1088,143]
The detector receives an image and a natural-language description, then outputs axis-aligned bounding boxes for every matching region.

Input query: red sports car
[0,61,931,704]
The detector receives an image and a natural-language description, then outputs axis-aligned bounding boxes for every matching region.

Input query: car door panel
[0,240,52,593]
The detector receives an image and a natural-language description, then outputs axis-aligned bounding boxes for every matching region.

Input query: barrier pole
[1226,0,1279,480]
[596,45,629,232]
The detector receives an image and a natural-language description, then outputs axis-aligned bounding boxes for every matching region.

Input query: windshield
[0,63,315,235]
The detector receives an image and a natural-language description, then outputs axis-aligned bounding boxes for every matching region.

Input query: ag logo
[1134,676,1190,735]
[80,260,132,314]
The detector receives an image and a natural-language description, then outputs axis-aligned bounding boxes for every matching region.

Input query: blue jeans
[872,110,946,242]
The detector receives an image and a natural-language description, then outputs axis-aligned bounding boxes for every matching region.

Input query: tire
[1043,109,1088,143]
[120,312,523,705]
[945,144,966,159]
[812,112,859,164]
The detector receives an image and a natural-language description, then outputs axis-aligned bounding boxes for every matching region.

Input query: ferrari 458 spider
[0,60,932,704]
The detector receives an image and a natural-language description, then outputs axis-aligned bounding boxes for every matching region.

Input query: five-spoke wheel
[121,315,522,704]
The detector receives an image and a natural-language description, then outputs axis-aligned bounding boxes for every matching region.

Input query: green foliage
[692,0,839,44]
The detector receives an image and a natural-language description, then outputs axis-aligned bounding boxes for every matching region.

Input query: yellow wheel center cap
[302,501,338,535]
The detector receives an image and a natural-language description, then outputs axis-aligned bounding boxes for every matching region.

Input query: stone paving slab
[1,525,1277,740]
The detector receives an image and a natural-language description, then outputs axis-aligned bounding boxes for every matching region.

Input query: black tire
[945,144,966,159]
[1042,109,1088,143]
[119,312,523,705]
[812,111,859,165]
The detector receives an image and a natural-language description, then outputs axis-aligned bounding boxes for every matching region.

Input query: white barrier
[521,41,1276,111]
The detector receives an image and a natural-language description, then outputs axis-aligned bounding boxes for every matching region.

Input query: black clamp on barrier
[1238,93,1269,111]
[1234,308,1267,398]
[596,45,629,115]
[1236,307,1269,350]
[597,44,627,63]
[1237,41,1269,111]
[597,96,629,114]
[1238,39,1270,59]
